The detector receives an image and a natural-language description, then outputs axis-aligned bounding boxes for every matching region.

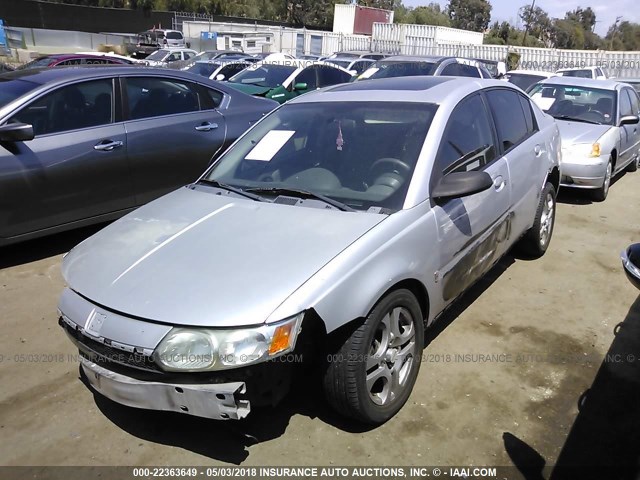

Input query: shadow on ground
[0,223,108,269]
[504,295,640,480]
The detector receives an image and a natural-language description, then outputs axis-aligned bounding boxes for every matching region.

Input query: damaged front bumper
[80,356,250,420]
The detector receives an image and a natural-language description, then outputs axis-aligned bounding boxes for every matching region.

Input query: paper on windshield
[245,130,295,161]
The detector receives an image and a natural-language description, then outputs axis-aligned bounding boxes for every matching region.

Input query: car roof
[289,76,520,105]
[379,55,453,63]
[1,65,215,86]
[537,76,623,90]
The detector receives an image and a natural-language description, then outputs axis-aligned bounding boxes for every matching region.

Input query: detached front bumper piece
[80,356,250,420]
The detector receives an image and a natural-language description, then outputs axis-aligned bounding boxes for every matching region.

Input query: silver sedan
[59,76,561,424]
[530,77,640,201]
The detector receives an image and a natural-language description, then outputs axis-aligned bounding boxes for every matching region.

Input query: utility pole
[522,0,536,47]
[610,16,622,49]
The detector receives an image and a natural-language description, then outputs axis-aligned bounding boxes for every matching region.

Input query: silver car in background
[530,77,640,201]
[59,77,561,425]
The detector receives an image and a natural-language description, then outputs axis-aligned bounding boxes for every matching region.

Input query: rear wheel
[591,157,612,202]
[323,289,424,424]
[627,155,639,172]
[516,182,556,258]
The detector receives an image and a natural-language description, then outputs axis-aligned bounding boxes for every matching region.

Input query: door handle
[534,145,542,157]
[94,140,123,151]
[493,175,506,192]
[195,122,219,132]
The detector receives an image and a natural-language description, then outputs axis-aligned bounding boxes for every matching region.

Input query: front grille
[59,317,162,372]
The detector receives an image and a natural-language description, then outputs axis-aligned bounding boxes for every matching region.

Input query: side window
[518,94,538,134]
[457,64,481,78]
[204,88,224,108]
[125,77,201,120]
[9,79,113,136]
[295,66,318,89]
[318,66,352,87]
[436,94,496,174]
[625,89,639,115]
[166,52,181,62]
[440,63,461,77]
[183,51,195,60]
[620,89,633,117]
[485,89,529,152]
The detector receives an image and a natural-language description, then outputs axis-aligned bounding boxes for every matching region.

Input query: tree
[446,0,492,33]
[397,3,451,26]
[565,7,596,33]
[518,5,553,46]
[605,21,640,50]
[485,19,544,47]
[552,19,585,49]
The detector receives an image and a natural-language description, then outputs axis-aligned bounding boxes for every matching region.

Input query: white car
[503,70,557,92]
[556,66,608,80]
[144,48,198,67]
[530,77,640,201]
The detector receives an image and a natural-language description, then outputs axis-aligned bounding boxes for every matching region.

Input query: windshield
[559,69,592,78]
[359,61,437,81]
[187,62,222,77]
[229,64,296,88]
[146,49,170,61]
[204,101,437,212]
[0,78,40,109]
[529,84,617,125]
[326,59,352,69]
[506,73,547,92]
[17,57,56,70]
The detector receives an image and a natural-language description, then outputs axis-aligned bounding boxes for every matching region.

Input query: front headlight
[564,143,601,159]
[589,143,601,157]
[153,313,304,372]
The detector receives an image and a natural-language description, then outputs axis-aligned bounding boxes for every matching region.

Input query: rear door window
[485,89,530,152]
[125,77,202,120]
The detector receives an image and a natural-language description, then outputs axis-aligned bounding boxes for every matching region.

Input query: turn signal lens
[269,323,295,355]
[590,143,601,157]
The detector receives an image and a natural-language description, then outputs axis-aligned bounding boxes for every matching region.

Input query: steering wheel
[582,110,606,123]
[370,158,412,178]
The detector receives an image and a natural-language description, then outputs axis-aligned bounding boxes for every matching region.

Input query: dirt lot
[1,171,639,475]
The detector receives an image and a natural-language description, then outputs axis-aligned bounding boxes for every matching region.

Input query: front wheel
[516,182,556,258]
[591,157,612,202]
[323,289,424,424]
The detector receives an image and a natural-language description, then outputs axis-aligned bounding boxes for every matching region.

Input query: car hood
[556,120,611,145]
[226,82,273,96]
[62,187,386,328]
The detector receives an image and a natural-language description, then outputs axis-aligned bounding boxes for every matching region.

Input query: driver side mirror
[293,82,308,91]
[432,171,493,202]
[0,123,34,142]
[620,115,639,126]
[215,74,225,81]
[622,243,640,290]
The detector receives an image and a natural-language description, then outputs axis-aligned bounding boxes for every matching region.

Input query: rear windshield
[559,70,592,78]
[362,61,437,80]
[506,73,547,92]
[166,31,183,40]
[0,79,40,109]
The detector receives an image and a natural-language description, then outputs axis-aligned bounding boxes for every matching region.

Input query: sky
[403,0,640,36]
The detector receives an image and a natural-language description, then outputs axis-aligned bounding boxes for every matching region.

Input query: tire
[627,155,639,172]
[517,182,556,258]
[591,157,612,202]
[323,289,424,424]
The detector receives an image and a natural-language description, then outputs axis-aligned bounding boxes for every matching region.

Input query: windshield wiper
[245,187,355,212]
[198,179,266,202]
[553,115,601,125]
